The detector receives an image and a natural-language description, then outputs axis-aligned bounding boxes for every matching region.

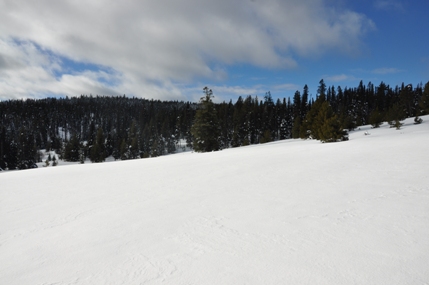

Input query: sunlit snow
[1,116,428,284]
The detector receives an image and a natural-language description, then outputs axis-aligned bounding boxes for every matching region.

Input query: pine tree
[292,116,301,139]
[90,128,106,162]
[386,103,405,129]
[64,134,81,162]
[52,155,58,166]
[318,102,347,143]
[260,130,272,144]
[319,112,348,142]
[191,87,220,152]
[120,139,128,160]
[79,149,85,164]
[127,121,139,159]
[300,88,326,140]
[369,108,383,128]
[302,98,347,142]
[418,81,429,115]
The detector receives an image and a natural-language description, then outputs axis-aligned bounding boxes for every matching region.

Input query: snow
[1,116,429,284]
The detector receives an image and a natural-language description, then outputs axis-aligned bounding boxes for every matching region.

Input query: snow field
[1,116,428,284]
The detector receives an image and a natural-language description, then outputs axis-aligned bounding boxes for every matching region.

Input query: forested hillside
[1,80,428,170]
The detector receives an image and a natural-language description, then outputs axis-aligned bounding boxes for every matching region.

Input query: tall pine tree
[191,87,220,152]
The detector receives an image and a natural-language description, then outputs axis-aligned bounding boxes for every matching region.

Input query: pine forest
[1,80,428,170]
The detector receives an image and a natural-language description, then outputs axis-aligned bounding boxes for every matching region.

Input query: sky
[0,0,428,103]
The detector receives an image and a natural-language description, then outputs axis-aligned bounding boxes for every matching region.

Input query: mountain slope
[1,116,428,285]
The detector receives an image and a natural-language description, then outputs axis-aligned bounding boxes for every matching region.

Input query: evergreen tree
[79,148,85,164]
[317,79,326,98]
[64,134,81,162]
[369,108,384,128]
[127,120,139,159]
[301,96,347,142]
[1,80,425,169]
[260,130,272,144]
[301,85,309,120]
[120,139,128,160]
[191,87,220,152]
[386,103,405,129]
[17,128,38,169]
[231,96,246,147]
[90,128,106,162]
[6,141,19,170]
[52,155,58,166]
[418,81,429,115]
[292,116,301,139]
[151,139,159,157]
[317,102,348,142]
[300,88,326,140]
[105,133,114,157]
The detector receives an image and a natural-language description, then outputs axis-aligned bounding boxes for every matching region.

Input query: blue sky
[0,0,428,103]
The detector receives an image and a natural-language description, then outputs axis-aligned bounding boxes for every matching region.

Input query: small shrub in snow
[414,116,423,124]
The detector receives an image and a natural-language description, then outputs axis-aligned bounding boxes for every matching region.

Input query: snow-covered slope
[1,117,428,285]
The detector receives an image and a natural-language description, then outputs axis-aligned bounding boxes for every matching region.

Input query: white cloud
[325,74,357,82]
[0,38,121,99]
[372,67,402,74]
[0,0,375,100]
[273,83,301,92]
[374,0,404,11]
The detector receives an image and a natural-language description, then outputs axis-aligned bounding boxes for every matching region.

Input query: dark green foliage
[64,134,81,162]
[260,130,272,144]
[300,95,347,142]
[369,109,384,128]
[316,102,348,143]
[191,87,220,152]
[0,80,426,169]
[300,90,326,140]
[16,127,38,169]
[127,121,139,159]
[419,81,429,115]
[120,139,128,160]
[90,128,106,163]
[386,103,405,129]
[292,116,301,139]
[340,115,355,131]
[317,79,326,98]
[319,114,348,143]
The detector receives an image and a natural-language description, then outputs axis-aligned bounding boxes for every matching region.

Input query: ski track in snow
[1,116,429,284]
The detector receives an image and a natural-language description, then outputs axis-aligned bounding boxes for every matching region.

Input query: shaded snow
[1,116,428,284]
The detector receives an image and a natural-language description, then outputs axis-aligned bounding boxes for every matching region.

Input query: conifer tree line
[1,80,428,169]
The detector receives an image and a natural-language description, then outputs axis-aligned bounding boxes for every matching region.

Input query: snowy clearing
[1,116,428,284]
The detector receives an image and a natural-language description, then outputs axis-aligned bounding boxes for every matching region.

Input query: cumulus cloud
[0,38,121,99]
[0,0,375,100]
